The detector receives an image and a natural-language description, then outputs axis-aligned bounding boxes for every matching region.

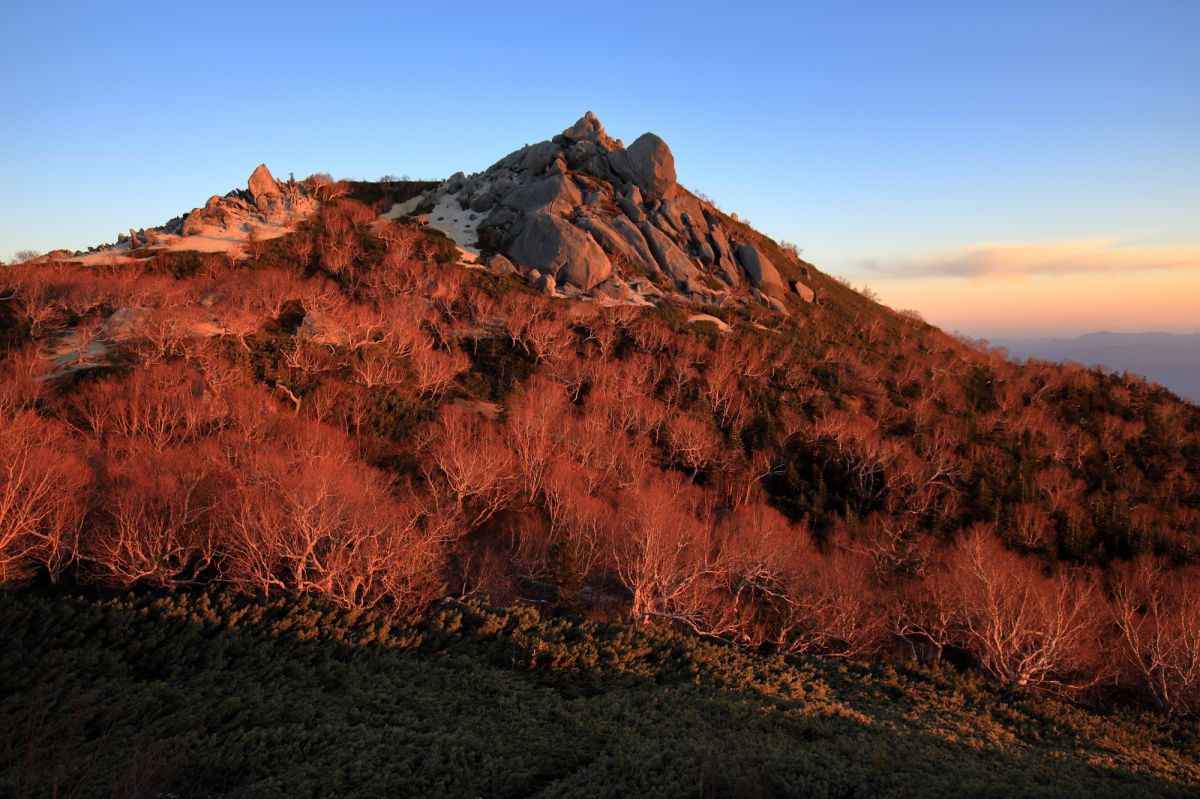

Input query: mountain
[994,331,1200,402]
[3,114,1200,793]
[398,110,813,310]
[60,112,816,313]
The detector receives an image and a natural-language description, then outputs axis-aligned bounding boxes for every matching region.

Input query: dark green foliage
[545,533,584,613]
[0,289,29,350]
[964,434,1040,525]
[463,267,538,301]
[345,179,440,209]
[811,359,842,391]
[144,249,235,279]
[246,231,311,273]
[2,590,1197,798]
[244,330,299,385]
[767,437,888,536]
[961,365,998,414]
[643,300,694,335]
[462,336,538,401]
[1048,370,1130,426]
[417,226,462,264]
[367,385,438,442]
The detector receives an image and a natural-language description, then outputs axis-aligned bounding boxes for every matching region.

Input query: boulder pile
[408,112,816,307]
[179,164,317,237]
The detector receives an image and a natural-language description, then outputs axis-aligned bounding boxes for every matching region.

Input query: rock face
[297,310,349,347]
[486,253,517,276]
[510,213,613,291]
[641,222,703,293]
[247,164,280,203]
[560,111,605,142]
[791,280,816,303]
[102,307,153,341]
[735,243,787,300]
[501,173,581,215]
[626,133,678,199]
[181,164,316,237]
[412,112,811,309]
[607,215,660,277]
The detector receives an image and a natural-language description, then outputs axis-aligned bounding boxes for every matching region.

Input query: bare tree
[505,377,569,502]
[0,413,88,584]
[87,442,216,587]
[936,528,1105,692]
[426,413,517,529]
[1110,558,1200,716]
[612,478,735,637]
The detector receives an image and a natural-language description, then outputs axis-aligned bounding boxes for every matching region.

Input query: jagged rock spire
[561,111,606,143]
[247,164,280,201]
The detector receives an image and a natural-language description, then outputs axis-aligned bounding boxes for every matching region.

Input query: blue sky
[3,0,1197,336]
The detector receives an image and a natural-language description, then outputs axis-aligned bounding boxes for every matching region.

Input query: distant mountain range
[993,331,1200,402]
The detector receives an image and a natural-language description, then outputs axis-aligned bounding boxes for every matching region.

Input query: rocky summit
[179,163,316,237]
[404,112,814,309]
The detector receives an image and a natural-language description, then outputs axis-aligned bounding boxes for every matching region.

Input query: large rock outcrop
[410,112,810,307]
[501,173,581,215]
[641,222,703,293]
[560,110,606,143]
[626,133,678,199]
[735,243,787,300]
[180,164,315,237]
[509,213,613,291]
[247,164,280,205]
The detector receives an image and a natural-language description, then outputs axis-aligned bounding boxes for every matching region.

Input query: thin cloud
[862,240,1200,279]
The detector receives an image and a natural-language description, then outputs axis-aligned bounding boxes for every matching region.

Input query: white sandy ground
[42,310,226,376]
[381,196,423,220]
[385,193,483,267]
[67,216,310,267]
[424,193,483,261]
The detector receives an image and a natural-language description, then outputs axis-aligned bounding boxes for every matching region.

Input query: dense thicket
[2,197,1200,714]
[3,589,1199,798]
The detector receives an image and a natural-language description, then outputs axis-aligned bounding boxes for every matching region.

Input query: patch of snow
[424,192,482,257]
[687,313,732,333]
[381,195,423,220]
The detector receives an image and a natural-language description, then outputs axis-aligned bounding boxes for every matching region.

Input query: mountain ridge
[2,114,1200,723]
[43,112,820,317]
[994,331,1200,402]
[399,111,816,310]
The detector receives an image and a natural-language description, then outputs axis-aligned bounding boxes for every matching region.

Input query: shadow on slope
[2,590,1197,798]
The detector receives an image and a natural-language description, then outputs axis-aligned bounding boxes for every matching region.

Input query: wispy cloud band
[861,240,1200,280]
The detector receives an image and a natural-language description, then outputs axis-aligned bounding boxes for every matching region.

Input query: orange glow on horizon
[868,268,1200,337]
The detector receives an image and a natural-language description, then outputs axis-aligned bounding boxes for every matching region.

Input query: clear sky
[2,0,1196,338]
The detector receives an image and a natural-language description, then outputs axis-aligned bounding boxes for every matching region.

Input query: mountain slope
[2,114,1200,722]
[4,589,1198,798]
